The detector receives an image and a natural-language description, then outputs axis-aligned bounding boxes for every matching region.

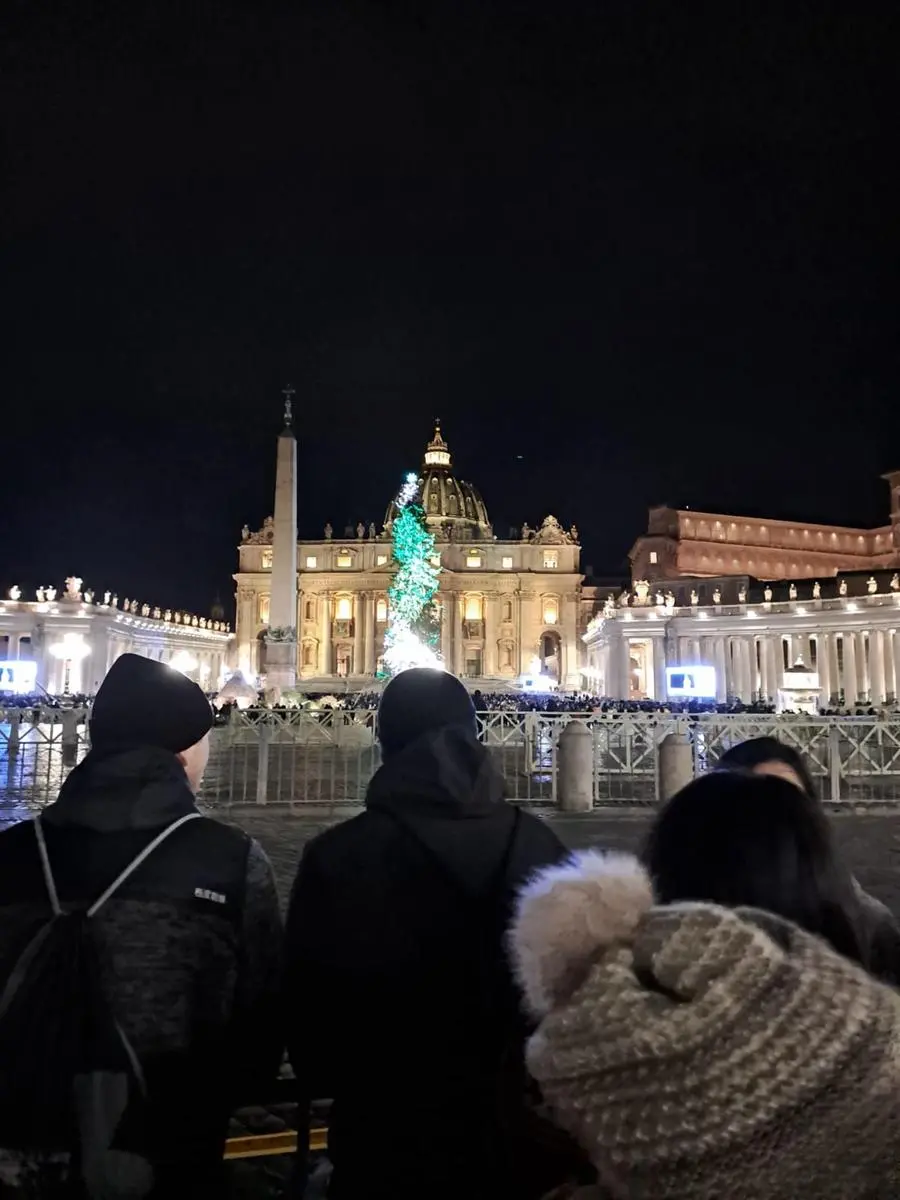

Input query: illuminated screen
[0,660,38,695]
[666,665,716,699]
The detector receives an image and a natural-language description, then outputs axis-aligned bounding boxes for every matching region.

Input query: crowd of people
[2,657,900,1197]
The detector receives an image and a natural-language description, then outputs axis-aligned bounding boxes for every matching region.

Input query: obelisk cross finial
[282,384,296,428]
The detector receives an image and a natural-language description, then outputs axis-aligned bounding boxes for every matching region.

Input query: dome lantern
[424,419,452,469]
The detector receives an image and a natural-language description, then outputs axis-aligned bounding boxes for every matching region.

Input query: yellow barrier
[224,1127,327,1160]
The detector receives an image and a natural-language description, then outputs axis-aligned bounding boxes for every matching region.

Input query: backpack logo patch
[194,887,227,905]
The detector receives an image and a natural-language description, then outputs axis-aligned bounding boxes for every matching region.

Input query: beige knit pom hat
[510,852,900,1200]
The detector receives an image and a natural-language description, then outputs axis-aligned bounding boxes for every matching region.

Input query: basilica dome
[385,422,492,540]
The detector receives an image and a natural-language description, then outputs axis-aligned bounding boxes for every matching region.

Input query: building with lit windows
[234,421,589,689]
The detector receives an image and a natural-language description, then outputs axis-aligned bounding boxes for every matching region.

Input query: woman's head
[644,771,866,965]
[717,736,817,798]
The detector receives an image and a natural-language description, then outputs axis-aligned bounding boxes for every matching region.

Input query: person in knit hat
[0,654,283,1195]
[510,850,900,1200]
[283,667,570,1200]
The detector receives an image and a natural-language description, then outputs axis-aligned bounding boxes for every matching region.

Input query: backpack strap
[87,812,203,917]
[32,812,204,919]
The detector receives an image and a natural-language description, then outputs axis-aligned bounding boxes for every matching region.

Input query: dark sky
[3,2,899,614]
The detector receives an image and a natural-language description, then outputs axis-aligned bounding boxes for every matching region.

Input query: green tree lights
[383,472,442,674]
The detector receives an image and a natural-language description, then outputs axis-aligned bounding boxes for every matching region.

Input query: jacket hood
[45,745,199,833]
[366,725,505,818]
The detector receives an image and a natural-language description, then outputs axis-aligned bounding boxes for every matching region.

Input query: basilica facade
[234,423,587,689]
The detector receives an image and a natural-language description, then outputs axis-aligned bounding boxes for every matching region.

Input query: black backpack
[0,812,202,1199]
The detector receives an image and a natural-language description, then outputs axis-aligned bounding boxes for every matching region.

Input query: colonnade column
[653,637,667,701]
[892,630,900,704]
[827,634,840,705]
[885,630,897,702]
[620,636,633,700]
[714,638,728,702]
[870,630,886,706]
[856,633,869,704]
[817,634,831,705]
[842,632,858,705]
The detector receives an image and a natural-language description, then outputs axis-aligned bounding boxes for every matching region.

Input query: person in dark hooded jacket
[283,669,572,1200]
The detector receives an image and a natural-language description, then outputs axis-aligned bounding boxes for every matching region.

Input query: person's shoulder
[514,808,568,862]
[0,817,36,853]
[303,811,380,861]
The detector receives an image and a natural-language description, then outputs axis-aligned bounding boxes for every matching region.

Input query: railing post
[657,732,693,803]
[557,720,594,813]
[7,710,20,755]
[256,718,271,806]
[828,724,842,803]
[61,709,79,768]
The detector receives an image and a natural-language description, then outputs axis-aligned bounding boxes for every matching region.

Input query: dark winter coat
[0,746,283,1195]
[283,726,571,1200]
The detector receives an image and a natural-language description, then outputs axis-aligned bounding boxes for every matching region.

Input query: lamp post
[48,633,91,695]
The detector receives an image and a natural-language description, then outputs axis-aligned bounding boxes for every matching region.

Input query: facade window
[376,554,388,566]
[501,555,513,569]
[502,600,513,622]
[336,551,353,568]
[335,596,353,621]
[305,555,317,569]
[466,552,482,568]
[649,551,658,564]
[304,599,314,621]
[543,597,559,625]
[465,649,483,677]
[258,594,270,624]
[262,548,273,569]
[431,554,442,568]
[303,643,315,667]
[464,594,483,620]
[376,598,388,622]
[543,551,558,569]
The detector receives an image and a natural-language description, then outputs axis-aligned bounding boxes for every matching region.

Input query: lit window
[376,554,388,566]
[305,556,317,569]
[466,552,482,568]
[502,600,512,621]
[261,548,273,569]
[501,556,513,569]
[258,594,270,623]
[376,598,388,622]
[465,594,483,620]
[543,598,559,625]
[649,551,658,564]
[464,649,483,677]
[431,554,441,568]
[335,596,352,620]
[543,552,558,569]
[336,551,353,568]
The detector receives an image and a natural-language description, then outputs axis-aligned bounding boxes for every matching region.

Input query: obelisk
[265,386,298,690]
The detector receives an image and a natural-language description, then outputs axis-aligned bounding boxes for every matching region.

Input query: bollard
[7,711,20,755]
[657,732,694,803]
[256,719,271,806]
[61,709,79,768]
[557,720,594,813]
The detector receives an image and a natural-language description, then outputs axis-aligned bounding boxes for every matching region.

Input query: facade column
[842,632,858,705]
[677,637,690,665]
[714,638,728,702]
[817,634,831,705]
[689,637,701,664]
[353,591,365,675]
[870,629,886,706]
[893,630,900,705]
[484,594,498,678]
[620,636,633,700]
[320,594,332,676]
[453,593,464,676]
[440,592,453,668]
[364,593,376,675]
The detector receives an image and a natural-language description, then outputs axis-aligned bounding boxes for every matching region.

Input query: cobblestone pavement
[223,804,900,916]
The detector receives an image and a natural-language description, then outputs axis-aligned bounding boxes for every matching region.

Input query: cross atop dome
[423,419,452,469]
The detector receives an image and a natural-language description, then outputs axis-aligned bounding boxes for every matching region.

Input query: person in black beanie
[283,669,571,1200]
[0,654,283,1197]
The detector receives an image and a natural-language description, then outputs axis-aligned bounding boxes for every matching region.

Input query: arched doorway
[540,631,561,682]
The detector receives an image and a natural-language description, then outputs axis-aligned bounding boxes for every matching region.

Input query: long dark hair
[716,736,818,799]
[644,771,868,967]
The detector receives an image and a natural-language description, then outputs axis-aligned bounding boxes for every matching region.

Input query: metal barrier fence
[2,707,900,813]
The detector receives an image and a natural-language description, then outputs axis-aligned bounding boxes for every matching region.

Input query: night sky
[3,3,899,615]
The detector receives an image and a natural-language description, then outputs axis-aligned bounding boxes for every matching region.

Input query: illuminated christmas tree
[382,473,442,674]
